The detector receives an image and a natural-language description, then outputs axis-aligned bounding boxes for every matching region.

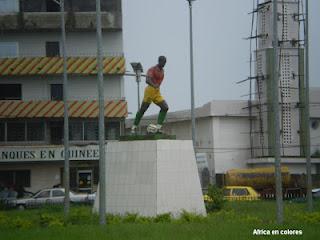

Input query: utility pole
[187,0,197,150]
[272,0,284,224]
[304,0,313,212]
[96,0,106,225]
[55,0,70,217]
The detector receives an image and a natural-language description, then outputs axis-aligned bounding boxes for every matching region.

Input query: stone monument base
[93,140,206,217]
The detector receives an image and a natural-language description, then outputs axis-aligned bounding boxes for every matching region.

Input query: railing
[0,11,122,31]
[0,52,124,58]
[0,55,126,75]
[260,188,307,200]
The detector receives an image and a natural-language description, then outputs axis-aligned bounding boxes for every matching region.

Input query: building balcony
[0,100,128,119]
[0,11,122,32]
[0,56,125,76]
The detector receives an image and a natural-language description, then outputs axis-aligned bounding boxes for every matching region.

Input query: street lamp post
[272,0,284,224]
[186,0,197,150]
[96,0,106,225]
[53,0,70,217]
[305,0,313,212]
[130,62,143,134]
[130,62,144,112]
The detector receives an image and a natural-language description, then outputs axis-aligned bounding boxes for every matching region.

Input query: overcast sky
[122,0,320,116]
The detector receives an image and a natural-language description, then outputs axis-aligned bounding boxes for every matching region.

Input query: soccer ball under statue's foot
[147,124,163,134]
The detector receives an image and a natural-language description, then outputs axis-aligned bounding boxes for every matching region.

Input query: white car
[10,188,96,209]
[312,188,320,198]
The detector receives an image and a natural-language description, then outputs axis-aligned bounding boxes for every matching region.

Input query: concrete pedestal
[93,140,206,217]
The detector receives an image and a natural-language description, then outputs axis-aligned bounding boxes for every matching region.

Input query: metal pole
[60,0,70,217]
[187,0,196,149]
[272,0,284,224]
[136,71,141,134]
[136,71,141,111]
[305,0,313,212]
[96,0,106,225]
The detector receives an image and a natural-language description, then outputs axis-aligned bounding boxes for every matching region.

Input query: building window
[27,122,45,141]
[311,119,319,130]
[0,0,19,13]
[22,0,45,12]
[0,42,18,57]
[69,121,83,141]
[68,0,95,12]
[1,121,45,142]
[7,122,25,141]
[50,84,63,100]
[0,84,22,100]
[0,122,4,142]
[84,122,98,140]
[15,170,31,188]
[46,41,60,57]
[105,122,120,140]
[66,0,119,12]
[46,0,60,12]
[0,170,31,188]
[50,121,63,144]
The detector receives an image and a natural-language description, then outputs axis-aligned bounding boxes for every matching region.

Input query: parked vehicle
[225,167,291,190]
[8,188,96,209]
[203,186,260,202]
[223,186,260,201]
[225,167,307,199]
[312,188,320,198]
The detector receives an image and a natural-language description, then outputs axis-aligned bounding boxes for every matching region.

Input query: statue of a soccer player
[131,56,169,134]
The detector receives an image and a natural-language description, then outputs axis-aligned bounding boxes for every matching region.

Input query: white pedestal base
[93,140,206,217]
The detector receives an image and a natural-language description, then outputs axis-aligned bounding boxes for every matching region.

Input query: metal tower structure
[246,0,306,158]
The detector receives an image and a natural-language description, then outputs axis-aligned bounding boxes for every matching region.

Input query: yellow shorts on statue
[143,85,164,104]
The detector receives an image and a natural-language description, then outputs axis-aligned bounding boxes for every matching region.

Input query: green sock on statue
[134,111,144,126]
[157,111,167,125]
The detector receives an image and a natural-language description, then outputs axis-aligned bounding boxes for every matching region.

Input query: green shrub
[0,212,8,226]
[154,213,172,223]
[205,184,225,212]
[240,215,262,224]
[67,207,93,225]
[0,201,7,210]
[136,216,153,224]
[39,213,64,228]
[177,210,206,223]
[106,214,122,224]
[293,212,320,224]
[123,213,139,223]
[10,217,34,229]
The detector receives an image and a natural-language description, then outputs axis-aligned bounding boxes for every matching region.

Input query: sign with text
[0,145,100,162]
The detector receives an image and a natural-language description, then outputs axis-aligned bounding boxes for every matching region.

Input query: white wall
[165,121,191,140]
[1,32,123,56]
[194,118,214,176]
[0,75,124,100]
[212,117,251,173]
[164,115,251,175]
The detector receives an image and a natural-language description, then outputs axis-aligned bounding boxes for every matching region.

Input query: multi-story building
[0,0,127,193]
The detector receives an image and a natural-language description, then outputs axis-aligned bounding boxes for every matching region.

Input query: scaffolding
[241,0,307,158]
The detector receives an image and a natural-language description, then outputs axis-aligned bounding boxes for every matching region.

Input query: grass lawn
[1,200,320,240]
